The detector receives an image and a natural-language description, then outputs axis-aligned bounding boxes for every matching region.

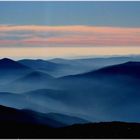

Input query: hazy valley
[0,56,140,138]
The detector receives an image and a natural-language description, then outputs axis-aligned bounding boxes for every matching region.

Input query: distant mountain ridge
[17,56,140,77]
[1,56,140,131]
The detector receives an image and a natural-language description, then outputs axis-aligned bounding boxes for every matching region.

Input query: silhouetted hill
[1,119,140,138]
[0,104,65,127]
[62,61,140,79]
[0,100,88,127]
[94,61,140,77]
[0,58,33,84]
[56,121,140,139]
[0,58,30,70]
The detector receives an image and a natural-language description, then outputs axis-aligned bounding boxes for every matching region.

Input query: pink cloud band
[0,25,140,47]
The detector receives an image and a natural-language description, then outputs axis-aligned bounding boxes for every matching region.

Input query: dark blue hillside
[0,104,64,128]
[94,61,140,77]
[62,61,140,79]
[0,58,33,84]
[0,58,30,70]
[0,104,88,128]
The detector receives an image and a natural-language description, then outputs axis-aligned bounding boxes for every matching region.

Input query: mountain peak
[0,58,14,62]
[0,58,30,70]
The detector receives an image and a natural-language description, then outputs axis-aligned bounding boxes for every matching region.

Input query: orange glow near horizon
[0,47,140,59]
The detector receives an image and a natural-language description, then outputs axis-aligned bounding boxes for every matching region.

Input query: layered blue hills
[0,56,140,127]
[19,56,140,77]
[0,58,32,85]
[0,104,88,128]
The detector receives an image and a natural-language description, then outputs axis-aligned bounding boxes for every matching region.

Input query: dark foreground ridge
[0,121,140,138]
[0,104,140,138]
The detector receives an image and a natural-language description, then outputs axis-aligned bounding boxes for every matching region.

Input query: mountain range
[0,56,140,138]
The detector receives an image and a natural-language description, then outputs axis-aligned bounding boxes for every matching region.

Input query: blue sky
[0,1,140,27]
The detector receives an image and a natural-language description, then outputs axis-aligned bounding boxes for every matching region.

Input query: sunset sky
[0,1,140,59]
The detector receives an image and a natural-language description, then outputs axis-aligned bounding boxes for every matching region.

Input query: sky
[0,1,140,59]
